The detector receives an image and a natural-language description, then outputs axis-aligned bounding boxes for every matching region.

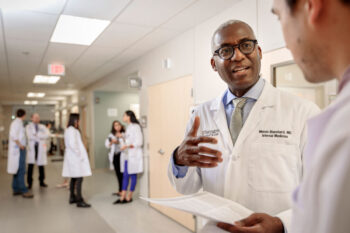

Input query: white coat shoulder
[65,126,77,134]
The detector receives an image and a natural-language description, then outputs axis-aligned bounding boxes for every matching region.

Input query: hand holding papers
[141,191,252,225]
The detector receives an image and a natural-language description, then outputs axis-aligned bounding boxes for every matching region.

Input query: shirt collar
[223,77,265,106]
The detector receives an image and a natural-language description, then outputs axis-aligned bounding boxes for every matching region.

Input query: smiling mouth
[232,66,250,73]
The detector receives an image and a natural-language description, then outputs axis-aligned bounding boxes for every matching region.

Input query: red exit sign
[48,64,65,75]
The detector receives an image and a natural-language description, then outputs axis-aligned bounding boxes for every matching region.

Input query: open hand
[174,116,222,168]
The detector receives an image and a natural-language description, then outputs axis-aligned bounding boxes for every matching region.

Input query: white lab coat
[26,123,49,165]
[120,123,143,174]
[291,72,350,233]
[62,126,92,178]
[105,133,125,170]
[7,118,26,174]
[168,81,320,232]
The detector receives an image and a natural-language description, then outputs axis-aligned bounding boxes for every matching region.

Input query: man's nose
[230,47,245,62]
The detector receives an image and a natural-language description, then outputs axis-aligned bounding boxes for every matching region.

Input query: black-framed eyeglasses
[213,39,258,60]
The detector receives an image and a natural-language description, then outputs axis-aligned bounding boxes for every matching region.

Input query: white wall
[81,0,287,198]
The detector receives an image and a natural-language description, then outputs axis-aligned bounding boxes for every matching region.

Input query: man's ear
[257,45,262,60]
[211,57,217,71]
[306,0,324,26]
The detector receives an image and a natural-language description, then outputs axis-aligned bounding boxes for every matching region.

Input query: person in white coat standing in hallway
[271,0,350,233]
[105,120,125,196]
[168,20,320,233]
[7,109,33,198]
[114,110,143,204]
[62,113,92,208]
[26,113,49,189]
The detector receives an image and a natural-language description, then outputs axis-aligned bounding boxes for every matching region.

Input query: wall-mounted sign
[107,108,118,117]
[48,64,65,76]
[140,115,147,128]
[95,97,100,104]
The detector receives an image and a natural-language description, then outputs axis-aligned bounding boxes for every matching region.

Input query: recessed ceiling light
[27,92,45,98]
[50,15,110,46]
[24,100,38,105]
[33,75,60,84]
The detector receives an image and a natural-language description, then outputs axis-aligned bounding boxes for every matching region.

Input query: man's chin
[228,82,256,94]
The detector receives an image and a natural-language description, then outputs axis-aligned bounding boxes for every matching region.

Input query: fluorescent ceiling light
[27,92,45,98]
[50,15,110,46]
[24,100,38,105]
[33,75,60,84]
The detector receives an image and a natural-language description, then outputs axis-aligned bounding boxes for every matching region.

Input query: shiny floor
[0,155,192,233]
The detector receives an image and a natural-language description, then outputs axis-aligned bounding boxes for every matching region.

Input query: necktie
[35,124,39,147]
[229,98,247,145]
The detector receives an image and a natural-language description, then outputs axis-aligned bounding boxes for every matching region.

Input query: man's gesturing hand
[174,116,222,168]
[217,213,285,233]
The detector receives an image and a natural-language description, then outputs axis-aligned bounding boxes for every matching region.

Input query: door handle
[158,149,165,155]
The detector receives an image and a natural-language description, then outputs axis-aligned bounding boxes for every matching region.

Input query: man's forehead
[213,23,255,45]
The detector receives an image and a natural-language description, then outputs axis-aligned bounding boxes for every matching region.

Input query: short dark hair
[67,113,79,129]
[16,109,26,117]
[286,0,350,9]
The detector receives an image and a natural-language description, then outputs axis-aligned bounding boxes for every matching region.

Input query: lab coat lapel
[211,95,234,152]
[235,81,276,147]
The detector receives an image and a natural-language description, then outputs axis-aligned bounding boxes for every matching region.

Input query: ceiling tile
[70,45,124,77]
[131,28,179,53]
[94,22,152,48]
[0,16,8,76]
[162,0,239,31]
[64,0,131,20]
[7,39,47,58]
[116,0,195,27]
[7,55,41,79]
[26,0,67,15]
[2,10,58,42]
[40,43,86,68]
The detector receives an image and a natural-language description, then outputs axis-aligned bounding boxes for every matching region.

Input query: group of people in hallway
[6,109,143,208]
[105,110,143,204]
[7,110,50,198]
[168,0,350,232]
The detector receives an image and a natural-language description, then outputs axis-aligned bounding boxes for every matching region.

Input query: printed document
[141,191,252,224]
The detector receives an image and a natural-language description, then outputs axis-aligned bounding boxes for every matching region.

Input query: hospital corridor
[1,0,350,233]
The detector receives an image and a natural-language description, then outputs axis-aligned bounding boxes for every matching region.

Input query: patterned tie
[229,98,247,145]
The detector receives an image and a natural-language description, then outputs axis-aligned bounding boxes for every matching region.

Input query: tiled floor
[0,155,192,233]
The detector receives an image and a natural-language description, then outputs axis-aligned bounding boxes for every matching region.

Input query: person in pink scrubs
[217,1,350,233]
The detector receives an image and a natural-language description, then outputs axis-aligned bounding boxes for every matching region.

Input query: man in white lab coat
[7,109,33,198]
[271,0,350,233]
[168,20,319,233]
[26,113,49,189]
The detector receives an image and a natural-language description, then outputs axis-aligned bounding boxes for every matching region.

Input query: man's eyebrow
[218,38,255,48]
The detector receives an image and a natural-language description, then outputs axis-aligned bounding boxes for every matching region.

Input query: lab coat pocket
[248,143,299,193]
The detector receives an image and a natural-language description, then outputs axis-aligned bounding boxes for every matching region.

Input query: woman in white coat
[62,113,92,208]
[105,120,125,196]
[114,110,143,204]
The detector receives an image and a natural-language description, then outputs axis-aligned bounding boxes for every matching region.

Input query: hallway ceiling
[0,0,238,105]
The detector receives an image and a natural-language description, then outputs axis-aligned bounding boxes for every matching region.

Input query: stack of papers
[141,192,252,224]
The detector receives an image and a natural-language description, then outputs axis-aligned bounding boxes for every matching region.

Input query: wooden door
[148,75,195,231]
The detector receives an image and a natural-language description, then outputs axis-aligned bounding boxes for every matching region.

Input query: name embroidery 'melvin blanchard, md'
[258,130,292,138]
